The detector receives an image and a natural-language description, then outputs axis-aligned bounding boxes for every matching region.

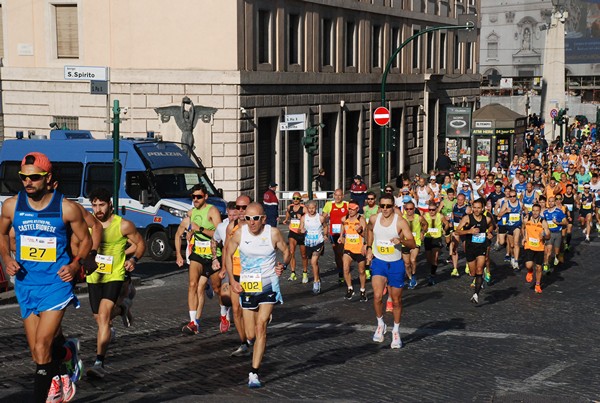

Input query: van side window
[0,162,23,195]
[53,163,83,198]
[126,172,150,201]
[85,163,119,197]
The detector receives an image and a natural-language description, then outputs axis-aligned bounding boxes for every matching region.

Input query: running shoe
[390,331,402,349]
[385,300,393,312]
[248,372,262,388]
[288,272,297,281]
[120,298,132,328]
[553,257,559,266]
[230,343,251,357]
[344,288,355,300]
[585,237,590,244]
[564,244,570,252]
[373,323,387,343]
[86,361,106,379]
[526,271,533,283]
[301,272,309,284]
[470,293,479,304]
[504,254,511,262]
[312,281,321,295]
[360,290,368,302]
[182,321,199,335]
[365,269,372,280]
[205,282,214,299]
[219,315,230,333]
[61,374,76,402]
[338,277,345,285]
[46,375,63,403]
[534,284,543,294]
[464,264,469,274]
[513,261,521,272]
[64,338,82,383]
[451,268,460,277]
[543,264,549,273]
[483,268,491,283]
[445,258,452,265]
[427,276,436,286]
[408,276,417,289]
[470,278,476,288]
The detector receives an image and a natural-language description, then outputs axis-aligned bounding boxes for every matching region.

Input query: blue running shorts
[15,280,80,319]
[370,257,406,289]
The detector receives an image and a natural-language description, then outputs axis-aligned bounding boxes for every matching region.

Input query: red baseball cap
[21,152,53,173]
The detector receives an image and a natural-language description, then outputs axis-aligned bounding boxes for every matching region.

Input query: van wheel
[148,232,173,261]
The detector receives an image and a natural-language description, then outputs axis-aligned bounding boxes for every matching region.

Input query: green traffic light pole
[379,22,474,190]
[112,99,120,213]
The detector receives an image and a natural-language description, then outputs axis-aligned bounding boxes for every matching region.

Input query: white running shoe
[390,331,402,349]
[470,293,479,304]
[86,361,106,379]
[46,375,63,403]
[373,323,387,343]
[248,372,262,388]
[61,374,76,402]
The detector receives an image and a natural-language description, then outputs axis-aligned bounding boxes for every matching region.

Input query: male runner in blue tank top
[0,152,93,402]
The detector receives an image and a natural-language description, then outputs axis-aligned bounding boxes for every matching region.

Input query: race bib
[20,236,57,262]
[528,237,540,247]
[524,204,533,210]
[565,204,573,212]
[578,185,584,193]
[548,221,558,229]
[376,240,395,255]
[509,213,521,222]
[194,240,211,255]
[240,272,262,292]
[290,219,300,229]
[428,227,441,237]
[583,203,592,209]
[345,233,360,244]
[472,233,486,244]
[453,222,460,229]
[331,224,342,234]
[95,254,114,274]
[501,216,508,225]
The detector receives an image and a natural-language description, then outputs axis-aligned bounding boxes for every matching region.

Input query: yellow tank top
[231,223,241,276]
[424,213,443,239]
[191,204,221,258]
[403,213,422,246]
[525,218,545,252]
[343,216,364,254]
[87,215,128,284]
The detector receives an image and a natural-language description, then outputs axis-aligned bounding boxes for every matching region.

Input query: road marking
[495,362,573,394]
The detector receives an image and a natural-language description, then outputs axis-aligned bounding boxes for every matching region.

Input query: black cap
[269,181,278,188]
[354,175,362,180]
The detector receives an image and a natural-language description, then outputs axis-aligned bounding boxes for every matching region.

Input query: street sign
[373,107,391,126]
[64,66,108,81]
[280,114,306,131]
[550,108,559,118]
[90,80,108,95]
[446,107,472,137]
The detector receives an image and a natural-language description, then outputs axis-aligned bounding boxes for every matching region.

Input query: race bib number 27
[20,236,57,262]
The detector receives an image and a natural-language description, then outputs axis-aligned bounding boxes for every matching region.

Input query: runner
[362,192,379,281]
[225,202,290,388]
[175,185,222,335]
[365,193,416,348]
[523,204,551,294]
[300,200,326,295]
[322,189,348,285]
[560,185,576,252]
[401,201,426,289]
[521,181,538,214]
[450,193,471,277]
[415,177,435,214]
[423,200,448,285]
[577,183,595,243]
[282,192,308,283]
[497,189,523,271]
[0,152,92,402]
[85,187,146,379]
[455,199,495,304]
[338,201,368,301]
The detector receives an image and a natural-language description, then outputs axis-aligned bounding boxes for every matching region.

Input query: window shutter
[56,5,79,58]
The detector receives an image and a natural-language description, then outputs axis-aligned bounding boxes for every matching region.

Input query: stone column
[541,12,566,142]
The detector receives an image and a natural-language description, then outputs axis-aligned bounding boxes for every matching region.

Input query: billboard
[446,107,471,138]
[565,0,600,64]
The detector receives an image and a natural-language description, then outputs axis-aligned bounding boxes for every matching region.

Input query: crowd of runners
[4,129,600,400]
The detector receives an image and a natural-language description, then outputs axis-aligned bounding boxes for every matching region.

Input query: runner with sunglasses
[322,189,349,285]
[225,202,290,388]
[424,200,449,285]
[401,201,426,290]
[497,189,523,271]
[175,185,222,335]
[282,192,308,283]
[339,201,368,301]
[366,194,416,349]
[300,200,326,295]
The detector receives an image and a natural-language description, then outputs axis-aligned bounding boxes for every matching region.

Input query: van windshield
[151,168,218,198]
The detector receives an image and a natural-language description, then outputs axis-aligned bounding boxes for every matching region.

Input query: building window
[288,13,301,65]
[439,33,447,69]
[322,18,334,67]
[55,4,79,59]
[372,24,382,68]
[412,28,420,69]
[426,31,434,69]
[345,21,356,68]
[391,27,401,69]
[454,39,461,70]
[488,41,498,59]
[465,42,473,70]
[258,9,273,64]
[52,115,79,130]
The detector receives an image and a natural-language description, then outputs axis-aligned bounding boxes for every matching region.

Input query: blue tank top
[505,200,522,227]
[13,191,71,286]
[522,191,536,208]
[453,204,468,224]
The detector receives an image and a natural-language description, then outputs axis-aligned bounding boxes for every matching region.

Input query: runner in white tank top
[300,201,326,294]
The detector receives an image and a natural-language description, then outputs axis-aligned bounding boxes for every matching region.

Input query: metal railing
[276,190,334,217]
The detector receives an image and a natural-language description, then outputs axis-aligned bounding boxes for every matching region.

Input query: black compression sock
[34,362,59,403]
[474,274,483,294]
[430,265,437,276]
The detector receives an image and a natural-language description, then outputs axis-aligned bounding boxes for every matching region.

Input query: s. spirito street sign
[64,66,108,81]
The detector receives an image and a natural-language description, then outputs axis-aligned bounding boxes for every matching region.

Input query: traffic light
[302,126,320,153]
[388,128,398,152]
[554,108,569,125]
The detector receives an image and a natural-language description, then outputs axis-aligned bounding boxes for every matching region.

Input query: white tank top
[304,213,324,247]
[417,186,430,208]
[372,213,402,262]
[429,183,440,197]
[239,224,276,279]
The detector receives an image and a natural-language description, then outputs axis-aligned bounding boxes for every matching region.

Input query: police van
[0,129,226,261]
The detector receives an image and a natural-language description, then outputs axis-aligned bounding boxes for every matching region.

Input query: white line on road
[495,362,573,394]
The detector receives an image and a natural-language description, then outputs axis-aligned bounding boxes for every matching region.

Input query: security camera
[121,107,128,115]
[240,107,247,114]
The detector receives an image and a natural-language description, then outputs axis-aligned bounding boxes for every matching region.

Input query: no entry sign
[374,107,391,126]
